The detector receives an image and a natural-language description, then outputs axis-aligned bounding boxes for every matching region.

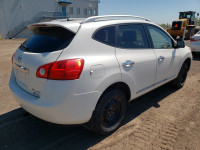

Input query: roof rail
[81,15,151,24]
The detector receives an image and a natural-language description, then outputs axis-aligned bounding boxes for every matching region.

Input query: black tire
[186,28,194,40]
[170,62,189,88]
[87,89,127,135]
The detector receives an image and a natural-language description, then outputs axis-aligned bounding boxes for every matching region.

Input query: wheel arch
[98,82,131,103]
[85,82,131,128]
[183,57,191,71]
[92,82,131,115]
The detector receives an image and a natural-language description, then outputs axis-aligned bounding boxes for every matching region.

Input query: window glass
[147,25,172,49]
[93,9,96,15]
[118,24,149,49]
[21,27,75,53]
[93,26,115,46]
[77,8,80,15]
[187,15,191,19]
[69,7,73,14]
[84,9,87,15]
[88,9,92,15]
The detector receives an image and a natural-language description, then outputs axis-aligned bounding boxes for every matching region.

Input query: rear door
[13,25,75,97]
[146,24,181,85]
[115,24,157,97]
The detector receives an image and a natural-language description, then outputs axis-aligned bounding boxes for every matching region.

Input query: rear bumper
[9,69,101,124]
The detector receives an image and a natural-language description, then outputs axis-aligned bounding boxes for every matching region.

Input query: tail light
[190,38,200,42]
[36,59,84,80]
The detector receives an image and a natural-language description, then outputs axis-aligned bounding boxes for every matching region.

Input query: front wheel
[170,62,189,88]
[87,89,127,135]
[186,28,194,40]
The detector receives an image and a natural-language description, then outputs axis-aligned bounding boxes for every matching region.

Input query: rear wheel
[170,62,189,88]
[87,89,127,135]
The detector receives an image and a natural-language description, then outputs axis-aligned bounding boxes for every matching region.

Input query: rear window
[20,27,75,53]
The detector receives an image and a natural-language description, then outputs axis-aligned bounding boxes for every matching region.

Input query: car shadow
[192,53,200,61]
[0,84,178,150]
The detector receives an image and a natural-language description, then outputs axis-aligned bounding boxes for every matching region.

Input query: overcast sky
[99,0,200,24]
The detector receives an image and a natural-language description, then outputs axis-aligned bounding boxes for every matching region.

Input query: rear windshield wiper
[20,43,29,51]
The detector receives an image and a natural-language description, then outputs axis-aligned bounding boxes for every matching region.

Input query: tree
[195,17,200,26]
[159,23,170,30]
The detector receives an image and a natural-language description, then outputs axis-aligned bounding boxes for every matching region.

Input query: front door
[146,25,181,84]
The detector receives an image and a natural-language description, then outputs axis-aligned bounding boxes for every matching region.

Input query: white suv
[9,15,192,134]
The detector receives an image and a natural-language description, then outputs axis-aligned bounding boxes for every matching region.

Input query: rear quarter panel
[57,23,122,100]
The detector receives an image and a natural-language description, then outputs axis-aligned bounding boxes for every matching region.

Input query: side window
[147,25,173,49]
[118,24,149,49]
[93,26,115,46]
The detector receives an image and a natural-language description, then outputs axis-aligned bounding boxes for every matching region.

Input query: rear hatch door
[13,23,78,97]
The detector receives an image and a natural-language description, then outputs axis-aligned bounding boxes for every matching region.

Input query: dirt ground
[0,39,200,150]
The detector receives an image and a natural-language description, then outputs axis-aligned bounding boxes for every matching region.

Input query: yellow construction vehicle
[167,11,200,40]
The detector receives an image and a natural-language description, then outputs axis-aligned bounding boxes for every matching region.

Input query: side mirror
[197,13,199,16]
[176,39,185,48]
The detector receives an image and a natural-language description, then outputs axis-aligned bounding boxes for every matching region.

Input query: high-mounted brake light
[36,59,84,80]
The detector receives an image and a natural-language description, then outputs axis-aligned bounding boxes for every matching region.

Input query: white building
[0,0,99,39]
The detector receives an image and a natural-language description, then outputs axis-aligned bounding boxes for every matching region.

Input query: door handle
[158,56,165,62]
[123,60,135,67]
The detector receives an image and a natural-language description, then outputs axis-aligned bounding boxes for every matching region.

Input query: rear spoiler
[27,22,81,33]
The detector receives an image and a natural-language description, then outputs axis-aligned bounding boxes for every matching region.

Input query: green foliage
[159,24,170,30]
[195,17,200,26]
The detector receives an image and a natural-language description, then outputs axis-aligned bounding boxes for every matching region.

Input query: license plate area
[14,64,41,98]
[14,63,31,93]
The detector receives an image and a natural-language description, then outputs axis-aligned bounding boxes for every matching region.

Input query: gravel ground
[0,39,200,150]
